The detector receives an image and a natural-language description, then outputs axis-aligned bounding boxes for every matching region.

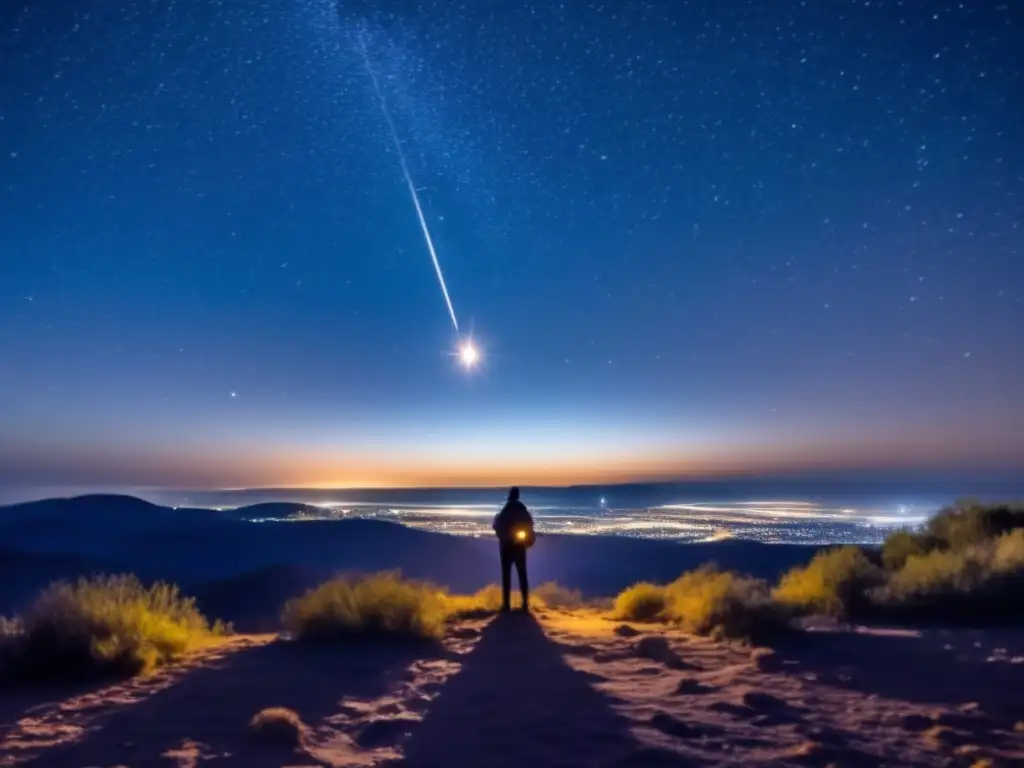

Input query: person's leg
[500,546,512,611]
[514,547,529,610]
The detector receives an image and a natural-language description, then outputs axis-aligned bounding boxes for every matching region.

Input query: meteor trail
[357,32,460,333]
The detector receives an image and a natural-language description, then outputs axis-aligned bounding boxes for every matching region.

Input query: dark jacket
[493,499,534,546]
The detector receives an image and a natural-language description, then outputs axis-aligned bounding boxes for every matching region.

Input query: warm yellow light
[459,340,480,368]
[515,529,527,541]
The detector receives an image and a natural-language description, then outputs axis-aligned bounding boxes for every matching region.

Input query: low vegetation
[872,528,1024,620]
[282,572,450,642]
[665,566,785,640]
[0,574,227,682]
[868,502,1024,622]
[249,706,309,749]
[533,581,585,610]
[611,502,1024,633]
[615,568,784,641]
[774,546,885,618]
[3,501,1019,686]
[283,573,590,642]
[614,582,668,622]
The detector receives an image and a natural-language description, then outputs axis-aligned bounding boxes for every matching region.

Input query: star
[458,340,480,369]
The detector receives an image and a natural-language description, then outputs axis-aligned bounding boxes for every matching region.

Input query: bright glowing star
[515,529,527,541]
[459,340,480,368]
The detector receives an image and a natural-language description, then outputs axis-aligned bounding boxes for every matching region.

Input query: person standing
[492,486,534,611]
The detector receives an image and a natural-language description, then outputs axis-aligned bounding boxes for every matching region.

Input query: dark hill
[0,495,821,624]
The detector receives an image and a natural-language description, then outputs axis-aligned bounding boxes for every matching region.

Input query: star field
[0,0,1021,489]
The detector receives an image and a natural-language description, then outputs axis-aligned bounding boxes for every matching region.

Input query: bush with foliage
[282,572,449,642]
[885,501,1024,564]
[872,529,1024,621]
[613,582,668,622]
[0,574,226,682]
[533,582,585,610]
[442,584,505,619]
[665,566,785,641]
[881,529,934,570]
[925,501,1024,551]
[774,546,885,618]
[249,706,309,749]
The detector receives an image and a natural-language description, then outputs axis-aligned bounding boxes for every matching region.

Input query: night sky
[1,1,1022,490]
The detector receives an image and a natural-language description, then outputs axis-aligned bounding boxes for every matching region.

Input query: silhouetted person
[493,486,534,611]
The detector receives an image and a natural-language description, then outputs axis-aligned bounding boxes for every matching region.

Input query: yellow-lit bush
[282,572,448,642]
[0,574,226,682]
[926,501,1024,551]
[442,584,505,619]
[533,582,584,610]
[872,529,1024,620]
[882,529,933,570]
[666,566,784,641]
[614,582,668,622]
[774,546,884,618]
[882,501,1024,570]
[885,548,985,598]
[992,528,1024,573]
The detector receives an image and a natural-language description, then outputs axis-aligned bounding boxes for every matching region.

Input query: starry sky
[1,0,1022,491]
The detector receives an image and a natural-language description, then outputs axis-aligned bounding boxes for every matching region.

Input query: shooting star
[357,32,464,341]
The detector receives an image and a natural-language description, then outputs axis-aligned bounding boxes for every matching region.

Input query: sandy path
[1,612,1022,767]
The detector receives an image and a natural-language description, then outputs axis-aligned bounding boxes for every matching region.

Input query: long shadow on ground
[398,613,692,768]
[774,626,1024,725]
[21,639,439,767]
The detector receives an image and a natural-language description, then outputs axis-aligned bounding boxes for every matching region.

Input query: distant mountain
[0,494,823,624]
[219,501,323,521]
[190,563,329,632]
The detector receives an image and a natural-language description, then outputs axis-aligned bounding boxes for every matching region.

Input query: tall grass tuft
[282,572,449,642]
[533,582,585,610]
[774,546,885,618]
[0,574,226,682]
[614,582,668,622]
[872,529,1024,621]
[665,566,785,641]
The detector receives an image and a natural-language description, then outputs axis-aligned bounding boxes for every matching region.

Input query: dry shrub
[926,501,1024,551]
[882,501,1024,570]
[992,528,1024,572]
[613,582,667,622]
[282,572,448,642]
[871,529,1024,620]
[665,566,785,641]
[1,574,226,682]
[533,582,584,609]
[882,529,934,570]
[774,546,884,618]
[249,706,308,749]
[442,584,505,619]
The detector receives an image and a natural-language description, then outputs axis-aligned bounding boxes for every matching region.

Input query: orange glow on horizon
[5,424,1024,491]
